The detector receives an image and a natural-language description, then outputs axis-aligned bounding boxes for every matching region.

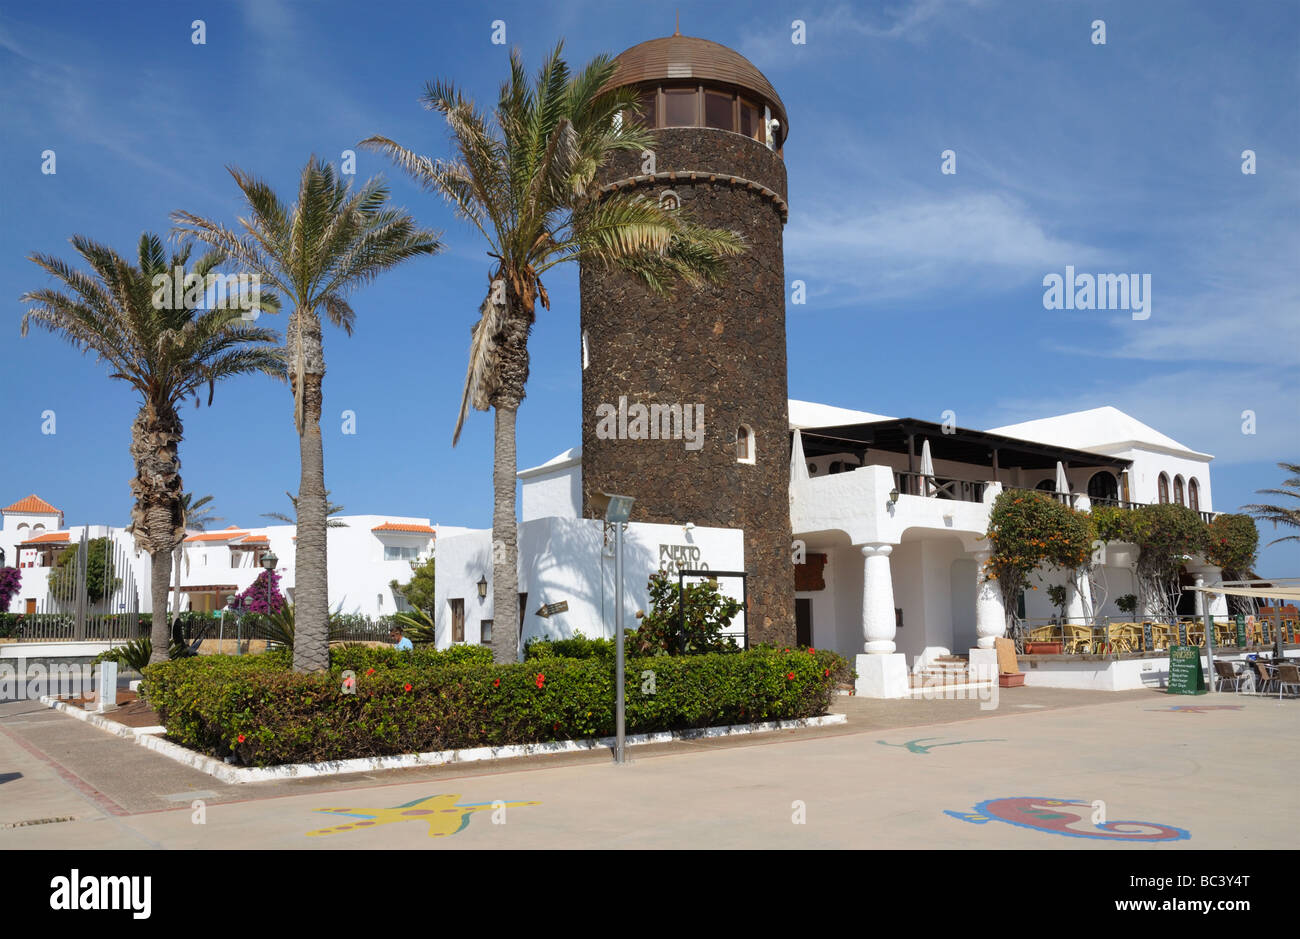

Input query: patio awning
[795,417,1131,472]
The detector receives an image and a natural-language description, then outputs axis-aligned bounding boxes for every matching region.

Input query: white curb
[38,694,846,784]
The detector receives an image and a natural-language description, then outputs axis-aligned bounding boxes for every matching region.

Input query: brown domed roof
[610,34,788,137]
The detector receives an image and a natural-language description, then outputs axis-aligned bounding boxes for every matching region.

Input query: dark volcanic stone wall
[579,127,795,644]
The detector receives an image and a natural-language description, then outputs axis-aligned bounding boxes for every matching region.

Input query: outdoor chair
[1275,664,1300,700]
[1253,661,1277,695]
[1213,660,1243,693]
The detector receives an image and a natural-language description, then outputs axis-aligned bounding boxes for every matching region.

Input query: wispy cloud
[785,191,1105,303]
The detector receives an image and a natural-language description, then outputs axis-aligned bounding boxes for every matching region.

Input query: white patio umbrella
[790,429,810,485]
[919,439,936,496]
[1054,461,1070,497]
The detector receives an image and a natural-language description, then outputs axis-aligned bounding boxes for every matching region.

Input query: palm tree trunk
[172,544,183,620]
[289,310,330,672]
[150,549,172,658]
[490,402,520,663]
[128,403,185,665]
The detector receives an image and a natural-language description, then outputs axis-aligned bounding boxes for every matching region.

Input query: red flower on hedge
[786,672,795,680]
[783,648,790,653]
[535,673,545,689]
[404,683,413,692]
[808,648,815,654]
[493,678,501,688]
[237,734,246,743]
[824,669,830,677]
[366,668,375,676]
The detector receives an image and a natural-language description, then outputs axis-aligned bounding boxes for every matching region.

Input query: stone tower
[579,32,795,645]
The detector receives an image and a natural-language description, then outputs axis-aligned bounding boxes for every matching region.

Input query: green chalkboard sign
[1262,622,1271,644]
[1235,614,1247,648]
[1167,644,1207,695]
[1142,622,1153,652]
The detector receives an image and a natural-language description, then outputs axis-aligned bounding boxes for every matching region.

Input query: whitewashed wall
[435,517,745,651]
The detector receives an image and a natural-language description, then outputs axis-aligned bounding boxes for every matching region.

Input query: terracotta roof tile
[371,522,436,535]
[185,529,248,543]
[3,494,61,515]
[20,531,70,545]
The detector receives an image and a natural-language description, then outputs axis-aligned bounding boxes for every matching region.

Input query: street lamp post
[223,593,237,654]
[261,550,278,615]
[601,493,636,765]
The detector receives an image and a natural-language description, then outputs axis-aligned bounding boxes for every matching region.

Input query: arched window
[16,523,28,540]
[1087,471,1119,503]
[736,425,755,464]
[1173,475,1185,506]
[1157,473,1170,504]
[1188,477,1200,512]
[1035,479,1056,492]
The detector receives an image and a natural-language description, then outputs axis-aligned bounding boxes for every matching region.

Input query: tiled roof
[186,526,248,543]
[3,494,61,515]
[372,522,436,535]
[20,531,70,545]
[239,535,269,544]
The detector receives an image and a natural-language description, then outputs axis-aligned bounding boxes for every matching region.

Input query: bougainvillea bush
[0,567,21,613]
[237,569,285,614]
[142,645,851,767]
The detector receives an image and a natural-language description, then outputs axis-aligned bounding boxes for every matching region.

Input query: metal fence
[15,530,143,641]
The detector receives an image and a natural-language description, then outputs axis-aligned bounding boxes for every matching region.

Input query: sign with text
[1142,622,1153,652]
[1235,614,1247,648]
[535,601,569,619]
[1167,644,1207,695]
[658,543,708,577]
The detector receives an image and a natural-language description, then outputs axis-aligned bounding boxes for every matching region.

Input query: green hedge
[143,646,851,767]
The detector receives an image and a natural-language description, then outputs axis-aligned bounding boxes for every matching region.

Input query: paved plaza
[2,686,1294,850]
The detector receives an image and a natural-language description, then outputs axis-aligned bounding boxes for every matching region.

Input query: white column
[1193,573,1206,616]
[861,543,896,653]
[973,550,1004,650]
[1065,570,1088,625]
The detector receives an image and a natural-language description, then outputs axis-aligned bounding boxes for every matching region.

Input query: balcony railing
[896,471,986,503]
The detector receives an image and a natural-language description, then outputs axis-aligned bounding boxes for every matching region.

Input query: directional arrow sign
[535,601,569,618]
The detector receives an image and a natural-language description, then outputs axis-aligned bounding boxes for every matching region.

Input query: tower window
[1188,477,1200,512]
[704,91,732,129]
[739,98,763,140]
[1173,475,1185,506]
[663,87,696,127]
[736,425,755,464]
[1157,473,1170,504]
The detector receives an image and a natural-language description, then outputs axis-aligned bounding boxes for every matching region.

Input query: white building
[435,400,1231,691]
[0,495,470,620]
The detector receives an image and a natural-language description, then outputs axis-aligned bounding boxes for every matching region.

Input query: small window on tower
[739,99,763,141]
[663,87,696,127]
[737,425,755,464]
[704,90,733,130]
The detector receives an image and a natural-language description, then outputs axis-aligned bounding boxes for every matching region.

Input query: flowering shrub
[0,567,21,613]
[142,645,852,767]
[237,569,284,614]
[985,490,1092,629]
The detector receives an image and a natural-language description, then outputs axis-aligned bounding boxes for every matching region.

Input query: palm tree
[262,490,349,528]
[172,158,443,672]
[1242,462,1300,545]
[362,43,745,662]
[172,492,220,620]
[21,233,282,662]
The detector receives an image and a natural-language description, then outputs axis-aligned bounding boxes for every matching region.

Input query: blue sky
[1,0,1297,574]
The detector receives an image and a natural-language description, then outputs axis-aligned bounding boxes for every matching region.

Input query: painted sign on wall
[658,543,708,576]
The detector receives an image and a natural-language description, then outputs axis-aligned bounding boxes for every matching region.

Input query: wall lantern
[888,487,900,505]
[476,574,488,600]
[260,549,278,571]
